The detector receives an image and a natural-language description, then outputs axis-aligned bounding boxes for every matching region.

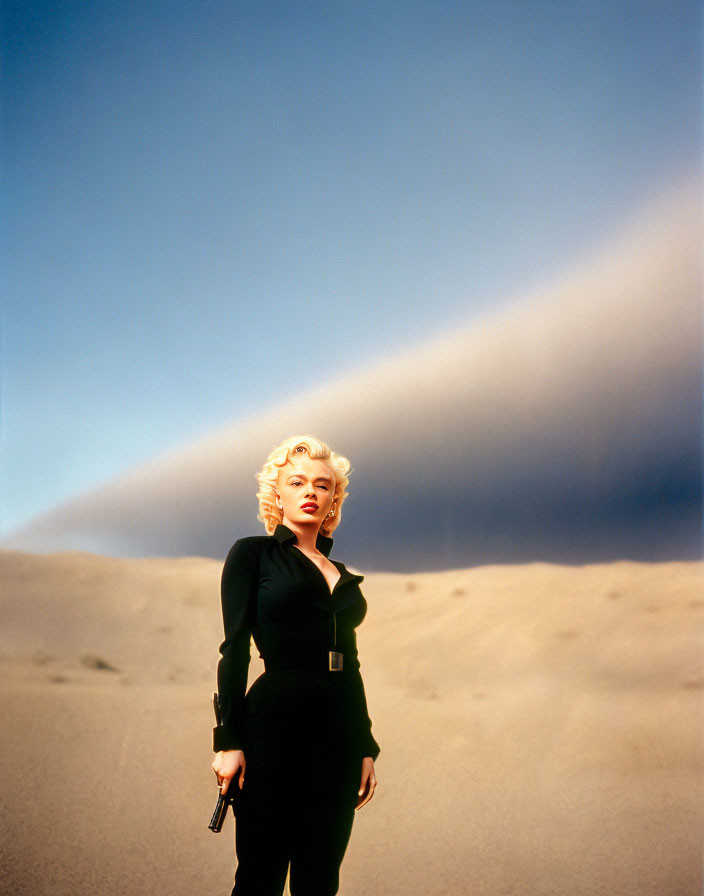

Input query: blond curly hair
[256,435,351,536]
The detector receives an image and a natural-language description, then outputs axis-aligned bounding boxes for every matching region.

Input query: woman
[211,435,379,896]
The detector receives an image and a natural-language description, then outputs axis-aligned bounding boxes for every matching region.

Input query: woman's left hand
[355,757,377,810]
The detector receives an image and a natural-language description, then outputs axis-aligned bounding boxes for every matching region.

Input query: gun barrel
[208,794,228,832]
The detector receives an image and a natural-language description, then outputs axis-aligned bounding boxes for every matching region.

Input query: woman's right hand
[211,749,246,795]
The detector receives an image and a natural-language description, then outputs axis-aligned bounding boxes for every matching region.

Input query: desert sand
[1,549,702,895]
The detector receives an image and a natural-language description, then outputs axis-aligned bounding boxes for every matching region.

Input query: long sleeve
[213,539,257,752]
[351,663,380,761]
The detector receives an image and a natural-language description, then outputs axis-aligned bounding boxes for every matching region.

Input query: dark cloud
[5,182,701,569]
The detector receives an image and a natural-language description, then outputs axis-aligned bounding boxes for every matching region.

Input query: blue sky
[2,0,700,536]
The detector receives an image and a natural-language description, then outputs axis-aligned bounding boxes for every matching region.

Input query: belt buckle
[328,650,343,672]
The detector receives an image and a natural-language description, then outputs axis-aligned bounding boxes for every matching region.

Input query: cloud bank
[6,180,701,569]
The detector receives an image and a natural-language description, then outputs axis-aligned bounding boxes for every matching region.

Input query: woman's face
[275,455,336,532]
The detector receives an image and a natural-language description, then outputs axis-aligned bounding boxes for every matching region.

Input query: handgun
[208,692,235,832]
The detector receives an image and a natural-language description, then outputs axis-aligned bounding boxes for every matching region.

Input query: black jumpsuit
[213,524,380,896]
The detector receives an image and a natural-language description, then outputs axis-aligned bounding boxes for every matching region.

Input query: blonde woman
[211,435,379,896]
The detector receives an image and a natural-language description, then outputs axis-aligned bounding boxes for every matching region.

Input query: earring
[327,506,335,519]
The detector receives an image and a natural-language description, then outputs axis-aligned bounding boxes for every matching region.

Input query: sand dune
[1,549,702,895]
[4,178,701,566]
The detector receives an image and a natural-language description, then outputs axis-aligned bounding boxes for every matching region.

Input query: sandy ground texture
[0,549,702,896]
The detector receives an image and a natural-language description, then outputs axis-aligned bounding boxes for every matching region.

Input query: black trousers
[230,671,363,896]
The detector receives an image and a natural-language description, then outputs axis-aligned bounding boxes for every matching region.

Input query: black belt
[263,650,345,674]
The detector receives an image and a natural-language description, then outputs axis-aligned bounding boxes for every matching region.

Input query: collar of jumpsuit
[272,522,334,557]
[271,523,364,614]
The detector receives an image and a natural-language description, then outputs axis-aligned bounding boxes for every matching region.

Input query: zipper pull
[328,613,343,671]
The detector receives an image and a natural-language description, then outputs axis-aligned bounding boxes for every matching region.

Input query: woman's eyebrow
[287,473,333,484]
